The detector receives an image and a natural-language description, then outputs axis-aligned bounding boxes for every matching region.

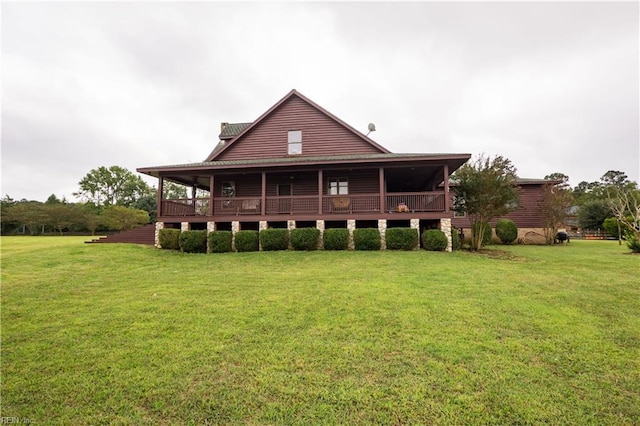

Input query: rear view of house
[138,89,471,250]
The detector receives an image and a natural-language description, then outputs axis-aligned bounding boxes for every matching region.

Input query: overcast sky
[2,1,638,202]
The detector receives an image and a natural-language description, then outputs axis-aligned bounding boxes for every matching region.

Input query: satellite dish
[366,123,376,136]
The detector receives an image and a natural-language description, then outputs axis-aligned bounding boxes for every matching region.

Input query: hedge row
[159,227,457,253]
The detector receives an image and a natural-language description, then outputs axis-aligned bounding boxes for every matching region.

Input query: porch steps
[87,223,156,245]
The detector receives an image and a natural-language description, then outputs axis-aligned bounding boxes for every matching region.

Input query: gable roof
[204,89,390,162]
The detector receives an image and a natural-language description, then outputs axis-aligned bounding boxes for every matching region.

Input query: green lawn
[1,237,638,424]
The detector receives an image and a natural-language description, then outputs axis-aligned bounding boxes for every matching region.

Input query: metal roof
[218,122,252,140]
[138,153,472,176]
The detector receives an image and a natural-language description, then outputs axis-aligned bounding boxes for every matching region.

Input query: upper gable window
[288,130,302,155]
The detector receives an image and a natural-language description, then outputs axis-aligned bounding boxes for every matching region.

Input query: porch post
[318,169,323,214]
[209,175,215,216]
[157,175,164,218]
[443,164,450,212]
[379,167,385,213]
[261,172,266,215]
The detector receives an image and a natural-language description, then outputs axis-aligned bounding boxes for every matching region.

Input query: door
[277,184,292,213]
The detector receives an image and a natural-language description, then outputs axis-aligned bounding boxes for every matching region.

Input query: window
[328,178,348,195]
[222,181,235,198]
[288,130,302,155]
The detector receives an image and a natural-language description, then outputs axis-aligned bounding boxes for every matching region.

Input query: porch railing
[160,192,446,217]
[161,198,210,216]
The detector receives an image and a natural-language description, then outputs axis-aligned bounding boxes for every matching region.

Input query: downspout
[379,167,385,213]
[261,172,267,216]
[318,169,323,214]
[209,175,215,216]
[157,175,164,218]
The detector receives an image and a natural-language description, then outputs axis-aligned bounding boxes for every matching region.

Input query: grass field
[1,237,639,424]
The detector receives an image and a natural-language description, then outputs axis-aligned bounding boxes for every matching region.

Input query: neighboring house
[137,89,471,250]
[451,178,562,243]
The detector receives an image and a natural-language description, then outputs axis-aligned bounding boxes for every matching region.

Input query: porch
[160,192,447,218]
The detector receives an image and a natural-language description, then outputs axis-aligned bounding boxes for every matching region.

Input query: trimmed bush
[158,228,180,250]
[386,228,419,250]
[354,228,381,251]
[495,219,518,245]
[179,230,207,253]
[472,221,493,246]
[290,228,320,251]
[451,227,461,250]
[323,228,349,250]
[626,231,640,253]
[422,229,448,251]
[260,228,289,251]
[234,230,259,252]
[209,230,232,253]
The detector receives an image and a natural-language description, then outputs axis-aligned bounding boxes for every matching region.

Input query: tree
[3,201,48,235]
[131,194,157,223]
[163,182,189,199]
[453,154,520,250]
[540,174,574,244]
[43,203,82,235]
[74,166,152,207]
[577,200,611,230]
[1,195,18,234]
[45,194,62,204]
[101,206,149,231]
[604,180,640,247]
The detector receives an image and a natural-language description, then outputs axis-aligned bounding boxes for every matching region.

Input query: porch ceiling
[138,153,471,188]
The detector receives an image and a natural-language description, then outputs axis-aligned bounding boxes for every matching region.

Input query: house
[451,178,562,243]
[137,89,471,251]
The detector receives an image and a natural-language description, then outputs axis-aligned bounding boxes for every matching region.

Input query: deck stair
[87,223,156,245]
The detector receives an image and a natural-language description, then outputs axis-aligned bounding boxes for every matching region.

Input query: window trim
[288,130,302,155]
[328,177,349,195]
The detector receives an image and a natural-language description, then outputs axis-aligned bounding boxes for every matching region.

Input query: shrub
[234,230,259,252]
[179,230,207,253]
[495,219,518,245]
[209,231,232,253]
[354,228,381,251]
[158,228,180,250]
[422,229,448,251]
[472,221,493,246]
[626,231,640,253]
[386,228,418,250]
[451,227,461,250]
[260,228,289,251]
[290,228,320,251]
[323,228,349,250]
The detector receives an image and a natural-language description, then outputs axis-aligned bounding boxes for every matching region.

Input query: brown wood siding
[324,169,379,194]
[216,96,383,161]
[266,172,318,196]
[451,184,547,229]
[213,174,262,197]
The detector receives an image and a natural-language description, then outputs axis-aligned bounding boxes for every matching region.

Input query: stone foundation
[154,222,164,248]
[378,219,387,250]
[347,219,356,250]
[440,218,452,252]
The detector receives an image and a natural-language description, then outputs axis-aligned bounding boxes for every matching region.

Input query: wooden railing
[161,198,210,216]
[160,192,446,217]
[386,192,445,212]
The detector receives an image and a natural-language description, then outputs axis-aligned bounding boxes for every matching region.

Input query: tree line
[1,165,187,236]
